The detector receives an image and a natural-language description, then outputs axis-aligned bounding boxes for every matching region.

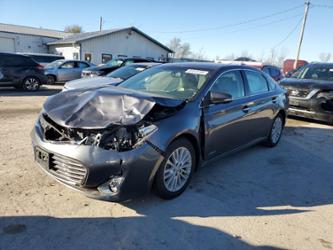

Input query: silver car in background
[63,62,160,91]
[44,60,94,84]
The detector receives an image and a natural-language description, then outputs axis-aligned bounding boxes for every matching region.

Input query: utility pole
[99,16,103,31]
[294,1,310,69]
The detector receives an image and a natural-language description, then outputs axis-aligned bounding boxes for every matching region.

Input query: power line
[312,3,333,8]
[272,17,303,49]
[174,13,303,41]
[151,4,304,34]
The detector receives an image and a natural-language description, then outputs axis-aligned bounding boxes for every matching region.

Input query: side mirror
[210,91,233,104]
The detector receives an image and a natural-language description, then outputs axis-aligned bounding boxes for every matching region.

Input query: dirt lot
[0,86,333,250]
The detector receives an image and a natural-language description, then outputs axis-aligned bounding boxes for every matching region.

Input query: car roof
[17,52,64,57]
[159,62,263,72]
[125,62,161,67]
[307,62,333,67]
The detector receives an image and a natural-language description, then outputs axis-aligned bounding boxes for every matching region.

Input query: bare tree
[191,47,207,60]
[167,38,191,58]
[64,25,83,33]
[319,52,331,62]
[264,48,288,67]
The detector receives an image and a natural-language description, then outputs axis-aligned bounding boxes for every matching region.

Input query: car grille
[287,88,310,98]
[49,154,87,186]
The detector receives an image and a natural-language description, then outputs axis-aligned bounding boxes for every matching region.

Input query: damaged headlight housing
[97,124,158,152]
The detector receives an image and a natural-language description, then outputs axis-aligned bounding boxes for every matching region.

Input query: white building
[48,27,172,64]
[0,23,70,53]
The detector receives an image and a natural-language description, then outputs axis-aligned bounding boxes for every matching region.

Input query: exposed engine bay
[39,86,185,151]
[39,102,183,152]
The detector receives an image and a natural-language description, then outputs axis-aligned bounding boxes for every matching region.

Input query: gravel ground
[0,86,332,250]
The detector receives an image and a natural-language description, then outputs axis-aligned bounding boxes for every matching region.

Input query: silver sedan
[44,60,94,84]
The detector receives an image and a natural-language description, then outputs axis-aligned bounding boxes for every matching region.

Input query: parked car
[18,53,64,66]
[280,62,333,124]
[0,52,47,91]
[44,59,94,84]
[261,65,284,81]
[32,63,288,201]
[63,62,160,91]
[283,59,308,76]
[81,58,154,77]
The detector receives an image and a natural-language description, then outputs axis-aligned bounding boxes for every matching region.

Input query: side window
[244,70,269,95]
[211,71,245,99]
[78,62,89,69]
[264,75,277,90]
[60,62,75,69]
[124,60,134,66]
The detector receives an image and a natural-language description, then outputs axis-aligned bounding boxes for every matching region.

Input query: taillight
[36,64,44,70]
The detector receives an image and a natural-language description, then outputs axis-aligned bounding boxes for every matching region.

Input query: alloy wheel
[24,77,39,91]
[271,116,283,144]
[163,147,192,192]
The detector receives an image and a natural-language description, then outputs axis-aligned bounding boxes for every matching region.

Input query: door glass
[60,62,75,69]
[211,71,245,99]
[244,70,269,95]
[78,62,89,69]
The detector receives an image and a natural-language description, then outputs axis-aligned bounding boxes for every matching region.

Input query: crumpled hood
[64,76,122,91]
[280,78,333,90]
[43,86,183,129]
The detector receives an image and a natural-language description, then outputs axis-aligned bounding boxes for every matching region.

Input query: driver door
[202,70,254,159]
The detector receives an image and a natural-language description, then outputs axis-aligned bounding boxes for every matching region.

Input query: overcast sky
[1,0,332,61]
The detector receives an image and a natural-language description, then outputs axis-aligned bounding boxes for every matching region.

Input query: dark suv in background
[0,53,47,91]
[81,58,155,77]
[280,62,333,124]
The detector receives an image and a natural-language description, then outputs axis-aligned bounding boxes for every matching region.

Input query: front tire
[154,138,195,199]
[22,76,40,91]
[265,113,284,147]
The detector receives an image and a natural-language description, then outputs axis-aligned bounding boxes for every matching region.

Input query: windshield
[106,59,124,67]
[297,65,333,81]
[45,59,65,68]
[106,65,147,80]
[119,66,211,100]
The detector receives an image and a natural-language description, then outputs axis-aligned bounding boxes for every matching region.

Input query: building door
[0,37,15,52]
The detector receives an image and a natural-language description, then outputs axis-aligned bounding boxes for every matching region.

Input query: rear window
[244,70,269,95]
[1,55,36,66]
[29,55,63,63]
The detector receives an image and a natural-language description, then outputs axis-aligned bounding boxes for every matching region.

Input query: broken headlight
[98,124,158,151]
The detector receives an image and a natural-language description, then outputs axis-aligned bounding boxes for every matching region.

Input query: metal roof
[47,27,173,53]
[0,23,71,38]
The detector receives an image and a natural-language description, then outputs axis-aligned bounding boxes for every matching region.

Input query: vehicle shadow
[0,86,62,97]
[1,126,332,249]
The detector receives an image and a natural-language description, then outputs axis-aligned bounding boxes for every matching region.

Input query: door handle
[242,105,250,113]
[272,97,278,103]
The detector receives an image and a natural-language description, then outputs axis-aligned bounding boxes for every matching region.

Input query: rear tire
[154,138,195,199]
[22,76,40,91]
[46,75,56,85]
[265,113,284,147]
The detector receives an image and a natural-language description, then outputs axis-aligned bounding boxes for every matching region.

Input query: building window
[73,52,79,60]
[117,54,127,59]
[85,53,92,62]
[102,53,112,64]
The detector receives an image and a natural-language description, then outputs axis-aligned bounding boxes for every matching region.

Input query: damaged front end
[32,86,185,201]
[39,112,158,152]
[40,86,184,151]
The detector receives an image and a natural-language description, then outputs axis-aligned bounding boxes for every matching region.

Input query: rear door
[0,54,27,85]
[203,70,254,158]
[242,69,277,140]
[57,61,77,81]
